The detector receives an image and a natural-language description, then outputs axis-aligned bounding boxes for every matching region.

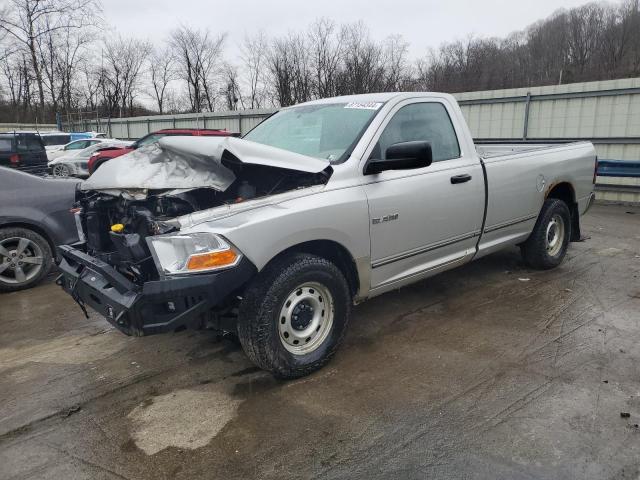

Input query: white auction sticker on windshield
[344,102,383,110]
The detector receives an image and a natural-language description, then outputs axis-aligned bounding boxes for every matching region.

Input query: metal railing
[597,160,640,177]
[0,123,58,133]
[64,109,275,139]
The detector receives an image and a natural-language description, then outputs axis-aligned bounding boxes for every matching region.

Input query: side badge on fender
[372,213,399,225]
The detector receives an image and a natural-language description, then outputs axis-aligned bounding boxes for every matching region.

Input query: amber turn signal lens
[111,223,124,233]
[186,249,238,271]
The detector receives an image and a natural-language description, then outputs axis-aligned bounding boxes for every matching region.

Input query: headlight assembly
[147,232,242,275]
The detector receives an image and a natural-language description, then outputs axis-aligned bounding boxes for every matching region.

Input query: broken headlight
[147,232,242,275]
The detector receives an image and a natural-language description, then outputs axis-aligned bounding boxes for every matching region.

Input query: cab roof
[296,92,443,107]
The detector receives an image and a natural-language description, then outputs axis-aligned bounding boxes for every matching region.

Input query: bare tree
[308,18,343,98]
[170,25,226,113]
[338,22,385,94]
[0,51,33,120]
[148,46,176,114]
[77,56,100,112]
[566,3,605,75]
[239,32,268,109]
[0,0,100,114]
[267,32,314,106]
[5,5,640,120]
[382,34,410,91]
[222,64,242,110]
[37,16,95,116]
[98,36,151,117]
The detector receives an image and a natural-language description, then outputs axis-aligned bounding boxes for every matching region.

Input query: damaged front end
[56,136,332,335]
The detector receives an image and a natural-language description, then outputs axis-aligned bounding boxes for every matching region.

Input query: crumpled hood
[81,136,330,192]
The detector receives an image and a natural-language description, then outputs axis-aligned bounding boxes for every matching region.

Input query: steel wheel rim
[52,164,69,177]
[0,237,45,285]
[545,214,565,257]
[278,282,334,355]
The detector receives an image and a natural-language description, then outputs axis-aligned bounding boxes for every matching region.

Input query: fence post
[147,118,151,134]
[126,120,130,139]
[522,92,531,140]
[238,112,243,135]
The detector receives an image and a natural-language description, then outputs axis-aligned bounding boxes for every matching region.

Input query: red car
[87,128,238,175]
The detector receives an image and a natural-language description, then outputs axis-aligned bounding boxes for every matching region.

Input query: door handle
[450,174,472,184]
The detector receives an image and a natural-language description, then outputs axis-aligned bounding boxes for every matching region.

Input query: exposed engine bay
[76,137,332,286]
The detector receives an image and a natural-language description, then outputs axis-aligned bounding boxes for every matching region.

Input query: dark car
[87,128,238,174]
[0,167,79,292]
[0,132,48,175]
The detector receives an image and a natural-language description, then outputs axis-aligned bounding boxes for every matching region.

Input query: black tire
[0,227,53,292]
[521,199,572,270]
[237,253,352,379]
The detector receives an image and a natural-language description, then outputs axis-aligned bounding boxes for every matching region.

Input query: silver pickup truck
[57,92,597,378]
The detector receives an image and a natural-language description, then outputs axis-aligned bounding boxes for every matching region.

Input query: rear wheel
[52,163,70,177]
[237,253,352,379]
[0,227,53,292]
[521,199,572,270]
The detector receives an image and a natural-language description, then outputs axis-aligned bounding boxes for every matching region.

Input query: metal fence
[64,109,274,139]
[455,77,640,203]
[63,78,640,160]
[62,77,640,202]
[455,77,640,165]
[0,123,58,133]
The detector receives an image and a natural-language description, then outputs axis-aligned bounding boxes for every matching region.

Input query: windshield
[243,102,382,163]
[71,142,118,158]
[136,133,166,147]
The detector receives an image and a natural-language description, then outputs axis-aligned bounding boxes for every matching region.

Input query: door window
[373,103,460,162]
[66,140,88,150]
[16,135,43,151]
[0,138,12,151]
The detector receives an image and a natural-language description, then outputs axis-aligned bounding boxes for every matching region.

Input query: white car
[49,140,132,178]
[47,138,109,161]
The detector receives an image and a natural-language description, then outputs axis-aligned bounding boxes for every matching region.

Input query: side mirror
[365,141,433,175]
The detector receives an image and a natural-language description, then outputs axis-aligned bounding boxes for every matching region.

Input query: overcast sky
[103,0,598,58]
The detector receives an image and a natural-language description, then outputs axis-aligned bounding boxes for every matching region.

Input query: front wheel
[237,253,352,379]
[521,198,572,270]
[0,227,53,292]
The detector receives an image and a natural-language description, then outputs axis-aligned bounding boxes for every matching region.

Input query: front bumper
[56,245,256,336]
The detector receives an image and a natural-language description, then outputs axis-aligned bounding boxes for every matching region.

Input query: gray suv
[0,132,48,175]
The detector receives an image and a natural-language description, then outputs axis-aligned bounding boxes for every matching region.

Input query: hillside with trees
[1,0,639,123]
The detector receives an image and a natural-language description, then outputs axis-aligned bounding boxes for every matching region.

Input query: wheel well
[91,157,109,173]
[546,182,575,205]
[267,240,360,297]
[0,222,55,257]
[546,182,581,241]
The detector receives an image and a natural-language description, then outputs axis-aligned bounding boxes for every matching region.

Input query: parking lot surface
[1,203,639,480]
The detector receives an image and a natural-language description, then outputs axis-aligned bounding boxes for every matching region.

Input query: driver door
[362,100,485,291]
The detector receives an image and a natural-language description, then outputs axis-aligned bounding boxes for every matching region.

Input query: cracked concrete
[0,203,639,479]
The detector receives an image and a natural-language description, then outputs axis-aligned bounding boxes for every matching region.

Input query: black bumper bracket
[56,245,256,336]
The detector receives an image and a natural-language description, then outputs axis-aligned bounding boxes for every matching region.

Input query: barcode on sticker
[345,102,383,110]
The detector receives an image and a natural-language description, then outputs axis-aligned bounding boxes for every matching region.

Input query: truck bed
[475,142,583,159]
